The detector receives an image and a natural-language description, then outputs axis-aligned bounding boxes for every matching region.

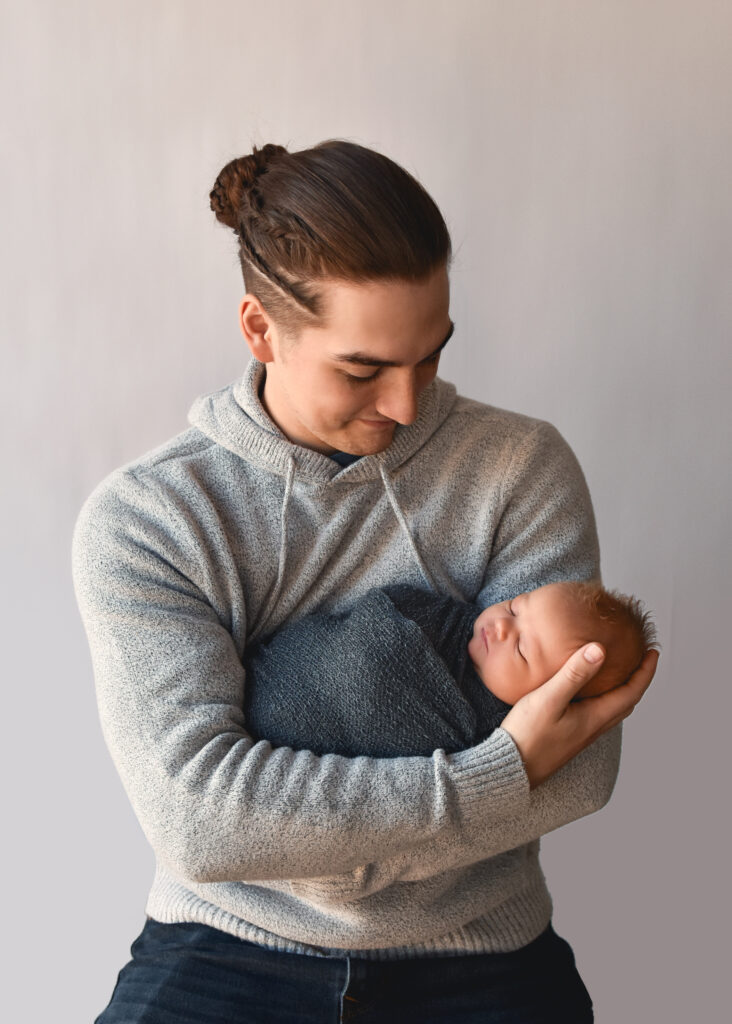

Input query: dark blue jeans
[95,917,593,1023]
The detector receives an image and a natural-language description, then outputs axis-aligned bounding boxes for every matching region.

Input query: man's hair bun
[208,138,451,333]
[209,144,289,231]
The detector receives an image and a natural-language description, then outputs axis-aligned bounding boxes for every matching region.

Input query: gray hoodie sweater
[72,358,619,958]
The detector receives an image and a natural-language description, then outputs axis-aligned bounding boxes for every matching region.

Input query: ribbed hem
[145,863,551,960]
[349,880,553,960]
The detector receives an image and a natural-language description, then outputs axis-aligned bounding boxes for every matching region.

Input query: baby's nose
[494,617,510,641]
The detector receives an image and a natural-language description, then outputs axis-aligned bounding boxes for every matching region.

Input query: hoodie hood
[188,358,458,484]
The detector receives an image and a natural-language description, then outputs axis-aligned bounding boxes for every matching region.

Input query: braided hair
[210,140,451,335]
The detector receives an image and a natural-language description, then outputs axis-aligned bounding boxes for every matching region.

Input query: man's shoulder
[73,426,224,549]
[449,390,549,436]
[425,383,571,468]
[79,424,234,511]
[116,426,223,481]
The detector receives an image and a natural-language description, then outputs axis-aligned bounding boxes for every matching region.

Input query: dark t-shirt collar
[329,451,363,468]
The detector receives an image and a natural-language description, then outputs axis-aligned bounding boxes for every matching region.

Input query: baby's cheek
[487,668,537,706]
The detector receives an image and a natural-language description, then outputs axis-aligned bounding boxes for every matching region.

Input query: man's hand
[500,644,659,789]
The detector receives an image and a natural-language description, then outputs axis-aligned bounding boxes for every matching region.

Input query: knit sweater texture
[72,358,620,958]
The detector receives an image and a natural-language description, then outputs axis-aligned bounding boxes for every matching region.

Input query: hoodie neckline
[188,358,458,483]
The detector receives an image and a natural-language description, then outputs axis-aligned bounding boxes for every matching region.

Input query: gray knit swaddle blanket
[244,586,511,758]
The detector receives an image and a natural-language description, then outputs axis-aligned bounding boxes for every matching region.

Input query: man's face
[255,266,453,455]
[467,584,590,704]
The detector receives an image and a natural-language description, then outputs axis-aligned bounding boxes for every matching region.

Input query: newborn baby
[244,580,657,759]
[466,580,653,703]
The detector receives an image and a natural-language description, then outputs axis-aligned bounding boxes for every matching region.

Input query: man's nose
[375,373,420,425]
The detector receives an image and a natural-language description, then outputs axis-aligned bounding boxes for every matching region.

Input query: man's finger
[584,649,659,727]
[542,642,606,708]
[627,649,659,697]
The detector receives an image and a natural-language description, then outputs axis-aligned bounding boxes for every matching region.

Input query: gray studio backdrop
[3,2,729,1021]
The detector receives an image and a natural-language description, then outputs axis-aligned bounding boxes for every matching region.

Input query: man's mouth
[482,628,489,654]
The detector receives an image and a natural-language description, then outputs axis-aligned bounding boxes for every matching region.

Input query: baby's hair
[209,140,451,337]
[558,580,659,697]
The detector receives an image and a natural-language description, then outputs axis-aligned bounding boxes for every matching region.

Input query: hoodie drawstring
[257,456,461,638]
[252,455,296,638]
[379,463,462,599]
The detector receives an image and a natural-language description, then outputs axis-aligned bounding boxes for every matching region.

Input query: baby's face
[467,583,588,704]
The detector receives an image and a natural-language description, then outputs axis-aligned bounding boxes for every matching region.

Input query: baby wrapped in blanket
[244,582,656,758]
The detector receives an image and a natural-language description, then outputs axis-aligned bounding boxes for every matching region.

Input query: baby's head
[467,580,658,705]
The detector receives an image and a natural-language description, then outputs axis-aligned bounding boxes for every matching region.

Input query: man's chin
[346,433,397,456]
[333,424,397,456]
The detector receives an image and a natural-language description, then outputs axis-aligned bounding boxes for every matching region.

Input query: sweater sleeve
[478,419,602,603]
[475,418,622,837]
[72,469,530,885]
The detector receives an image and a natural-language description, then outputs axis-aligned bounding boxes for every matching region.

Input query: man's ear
[239,295,276,362]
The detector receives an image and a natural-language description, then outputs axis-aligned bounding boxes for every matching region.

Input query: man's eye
[508,600,516,616]
[340,369,380,383]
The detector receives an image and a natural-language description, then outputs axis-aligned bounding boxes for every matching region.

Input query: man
[75,141,655,1022]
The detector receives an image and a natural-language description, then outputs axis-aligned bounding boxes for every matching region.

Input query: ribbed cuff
[449,727,529,821]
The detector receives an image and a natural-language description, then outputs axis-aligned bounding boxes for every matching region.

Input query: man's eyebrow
[333,321,455,367]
